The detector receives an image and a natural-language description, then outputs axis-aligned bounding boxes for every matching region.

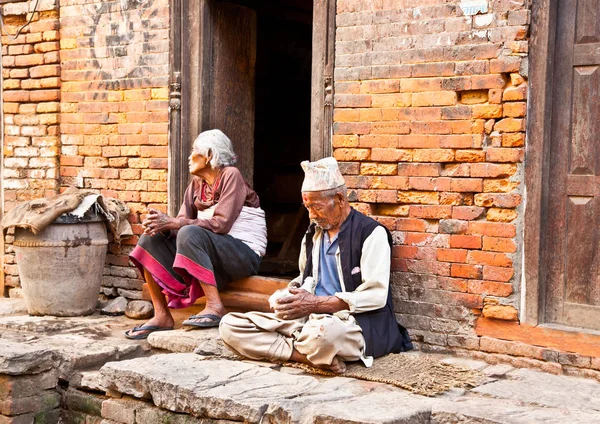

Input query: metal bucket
[14,214,108,316]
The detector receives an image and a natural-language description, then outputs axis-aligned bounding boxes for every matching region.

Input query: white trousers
[219,311,365,366]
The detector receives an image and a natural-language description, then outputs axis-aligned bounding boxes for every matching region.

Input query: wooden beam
[476,317,600,358]
[310,0,335,161]
[523,0,559,325]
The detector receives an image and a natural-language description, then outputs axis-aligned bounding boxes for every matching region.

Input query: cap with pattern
[300,157,346,192]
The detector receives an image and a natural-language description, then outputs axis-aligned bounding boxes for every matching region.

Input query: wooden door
[543,0,600,330]
[208,2,256,185]
[168,0,256,216]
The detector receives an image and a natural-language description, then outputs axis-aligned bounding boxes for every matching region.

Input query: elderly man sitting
[219,157,413,373]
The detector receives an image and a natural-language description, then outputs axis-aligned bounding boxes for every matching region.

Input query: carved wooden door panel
[543,0,600,329]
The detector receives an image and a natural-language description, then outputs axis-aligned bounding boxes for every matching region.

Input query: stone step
[99,353,434,423]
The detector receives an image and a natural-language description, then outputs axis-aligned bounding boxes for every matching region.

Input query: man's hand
[273,288,350,320]
[273,288,319,320]
[142,209,175,236]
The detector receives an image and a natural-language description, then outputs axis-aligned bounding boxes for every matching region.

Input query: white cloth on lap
[198,205,267,257]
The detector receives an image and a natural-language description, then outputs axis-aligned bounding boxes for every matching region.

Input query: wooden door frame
[167,0,335,215]
[523,0,559,325]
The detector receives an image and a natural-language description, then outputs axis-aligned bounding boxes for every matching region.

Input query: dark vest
[302,209,413,358]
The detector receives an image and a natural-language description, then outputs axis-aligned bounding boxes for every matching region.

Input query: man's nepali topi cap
[300,157,346,192]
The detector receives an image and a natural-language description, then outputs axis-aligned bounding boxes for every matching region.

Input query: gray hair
[192,129,237,168]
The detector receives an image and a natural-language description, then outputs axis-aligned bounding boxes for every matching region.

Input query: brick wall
[333,0,530,353]
[2,0,62,294]
[2,0,170,297]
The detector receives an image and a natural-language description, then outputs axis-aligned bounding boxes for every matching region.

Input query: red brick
[409,205,452,219]
[450,234,482,249]
[438,277,468,292]
[396,218,430,232]
[474,193,522,208]
[413,62,455,77]
[335,94,372,108]
[437,248,468,263]
[60,156,83,166]
[471,74,507,89]
[468,280,513,297]
[439,135,474,148]
[397,135,440,148]
[449,178,482,192]
[398,163,441,177]
[371,176,409,189]
[406,259,451,276]
[334,148,371,161]
[455,150,486,162]
[371,121,410,134]
[30,90,60,102]
[408,177,451,191]
[15,54,45,67]
[361,79,400,94]
[412,149,454,162]
[490,56,522,73]
[468,250,513,267]
[503,84,527,101]
[400,78,442,92]
[371,93,412,108]
[470,163,517,178]
[411,121,453,134]
[501,133,525,147]
[398,191,439,205]
[451,263,482,279]
[486,148,524,163]
[332,135,359,148]
[413,107,442,121]
[370,148,411,162]
[3,90,30,102]
[359,134,398,147]
[483,236,517,253]
[412,91,457,107]
[472,104,503,119]
[393,245,418,259]
[469,221,516,238]
[360,163,397,175]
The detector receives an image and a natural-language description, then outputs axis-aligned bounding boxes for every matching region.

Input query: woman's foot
[125,316,175,339]
[182,305,227,328]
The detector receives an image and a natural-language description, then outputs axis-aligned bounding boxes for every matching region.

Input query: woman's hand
[142,209,176,236]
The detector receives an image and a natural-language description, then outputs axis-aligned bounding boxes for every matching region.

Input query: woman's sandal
[182,313,222,328]
[125,324,174,340]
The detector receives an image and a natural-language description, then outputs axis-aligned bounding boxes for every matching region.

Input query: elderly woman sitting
[125,129,267,339]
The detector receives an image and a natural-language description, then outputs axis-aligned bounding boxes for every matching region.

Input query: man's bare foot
[328,356,346,374]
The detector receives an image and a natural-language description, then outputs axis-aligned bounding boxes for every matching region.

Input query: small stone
[124,300,153,320]
[8,288,23,298]
[100,297,128,316]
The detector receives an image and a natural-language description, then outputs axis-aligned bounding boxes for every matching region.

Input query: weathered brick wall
[2,0,62,294]
[333,0,529,352]
[2,0,170,298]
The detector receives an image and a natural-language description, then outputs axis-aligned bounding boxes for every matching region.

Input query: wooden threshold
[194,275,290,313]
[476,317,600,358]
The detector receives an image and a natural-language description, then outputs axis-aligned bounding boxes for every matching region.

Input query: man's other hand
[273,288,318,320]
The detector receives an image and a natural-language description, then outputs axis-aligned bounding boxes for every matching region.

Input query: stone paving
[1,298,600,423]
